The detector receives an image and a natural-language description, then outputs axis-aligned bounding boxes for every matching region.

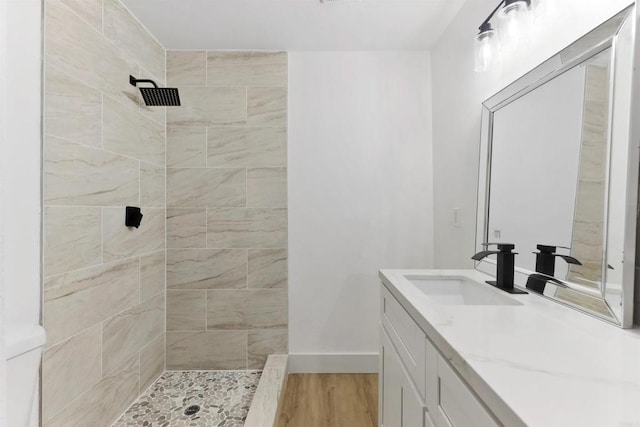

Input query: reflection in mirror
[476,6,637,327]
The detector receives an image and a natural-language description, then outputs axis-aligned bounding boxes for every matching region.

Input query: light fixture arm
[479,0,506,32]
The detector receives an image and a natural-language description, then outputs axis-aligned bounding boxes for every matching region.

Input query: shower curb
[244,354,289,427]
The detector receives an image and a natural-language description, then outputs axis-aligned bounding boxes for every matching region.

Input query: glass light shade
[534,0,556,19]
[498,0,533,47]
[474,29,499,72]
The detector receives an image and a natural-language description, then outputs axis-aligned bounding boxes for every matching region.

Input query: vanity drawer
[381,285,426,399]
[437,355,499,427]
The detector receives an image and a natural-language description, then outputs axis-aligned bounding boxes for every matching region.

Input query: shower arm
[129,75,159,88]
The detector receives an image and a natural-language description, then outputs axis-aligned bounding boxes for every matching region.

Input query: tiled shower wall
[165,51,288,370]
[42,0,166,425]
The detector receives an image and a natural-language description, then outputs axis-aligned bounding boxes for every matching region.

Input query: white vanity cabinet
[380,284,499,427]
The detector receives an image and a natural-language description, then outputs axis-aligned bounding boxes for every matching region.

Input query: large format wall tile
[43,355,139,427]
[44,206,102,277]
[167,126,207,167]
[248,249,287,289]
[167,249,246,289]
[139,334,165,393]
[140,251,165,301]
[166,330,247,370]
[167,290,207,330]
[44,136,139,206]
[207,127,287,167]
[167,208,207,248]
[248,329,288,369]
[247,168,287,208]
[103,207,165,262]
[167,87,246,126]
[207,208,287,248]
[166,168,246,207]
[247,88,287,126]
[61,0,102,32]
[207,289,288,330]
[207,54,287,87]
[42,325,102,421]
[102,293,165,375]
[167,51,206,86]
[103,0,165,80]
[140,162,165,207]
[46,0,139,109]
[103,96,165,166]
[45,65,102,147]
[207,51,287,65]
[44,259,139,346]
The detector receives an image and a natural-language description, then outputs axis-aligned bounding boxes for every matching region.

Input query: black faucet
[526,245,581,293]
[472,243,528,294]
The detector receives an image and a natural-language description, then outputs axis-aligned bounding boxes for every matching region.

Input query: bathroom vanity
[378,269,640,427]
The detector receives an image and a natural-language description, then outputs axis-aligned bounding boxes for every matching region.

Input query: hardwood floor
[277,374,378,427]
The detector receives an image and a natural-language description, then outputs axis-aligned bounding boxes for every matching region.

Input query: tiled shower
[41,0,288,424]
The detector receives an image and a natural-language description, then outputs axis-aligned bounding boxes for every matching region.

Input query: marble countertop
[379,269,640,427]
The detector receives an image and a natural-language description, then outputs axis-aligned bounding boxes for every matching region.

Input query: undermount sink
[404,275,523,306]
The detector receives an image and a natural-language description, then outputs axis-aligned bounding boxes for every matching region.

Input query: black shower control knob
[125,206,143,228]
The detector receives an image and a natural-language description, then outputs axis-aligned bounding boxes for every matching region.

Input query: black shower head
[129,75,181,106]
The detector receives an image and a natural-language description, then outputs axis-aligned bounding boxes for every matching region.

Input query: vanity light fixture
[474,0,535,72]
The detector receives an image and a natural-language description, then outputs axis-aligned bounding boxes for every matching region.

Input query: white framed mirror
[475,6,638,327]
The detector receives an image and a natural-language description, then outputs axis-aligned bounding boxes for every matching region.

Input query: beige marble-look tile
[166,168,246,208]
[46,0,139,110]
[248,249,287,289]
[103,0,165,80]
[140,162,165,207]
[207,51,287,65]
[207,289,288,330]
[167,208,207,248]
[139,334,165,393]
[167,290,207,330]
[45,64,102,147]
[207,127,287,168]
[207,62,287,87]
[167,126,207,168]
[167,87,246,126]
[167,51,206,86]
[44,206,102,277]
[43,355,139,427]
[102,293,165,375]
[248,329,288,369]
[42,324,102,421]
[247,168,287,208]
[166,330,246,370]
[140,251,165,300]
[247,88,287,126]
[44,258,139,347]
[103,207,165,262]
[61,0,102,32]
[103,96,165,166]
[167,249,247,289]
[44,135,139,206]
[207,208,287,248]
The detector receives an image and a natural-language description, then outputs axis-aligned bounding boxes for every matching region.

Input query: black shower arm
[129,75,159,88]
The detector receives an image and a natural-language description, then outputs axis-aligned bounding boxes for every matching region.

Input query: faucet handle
[534,244,582,265]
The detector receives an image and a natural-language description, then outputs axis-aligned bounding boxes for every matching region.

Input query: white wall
[288,52,434,372]
[431,0,633,268]
[1,0,42,424]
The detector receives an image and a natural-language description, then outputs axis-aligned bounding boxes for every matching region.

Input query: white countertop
[379,269,640,427]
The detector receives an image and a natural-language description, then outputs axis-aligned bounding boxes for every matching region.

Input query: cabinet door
[400,369,424,427]
[381,328,402,427]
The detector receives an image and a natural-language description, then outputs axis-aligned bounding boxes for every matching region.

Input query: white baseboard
[288,353,379,373]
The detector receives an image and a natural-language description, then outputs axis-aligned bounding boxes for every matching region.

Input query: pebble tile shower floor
[113,370,261,426]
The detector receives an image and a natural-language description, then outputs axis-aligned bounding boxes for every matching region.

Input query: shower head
[129,75,181,106]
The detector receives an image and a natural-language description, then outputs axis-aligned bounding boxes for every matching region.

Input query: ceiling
[121,0,466,51]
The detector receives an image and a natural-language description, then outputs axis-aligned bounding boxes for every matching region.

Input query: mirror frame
[474,5,638,328]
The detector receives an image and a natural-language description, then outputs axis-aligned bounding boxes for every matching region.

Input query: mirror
[475,6,638,327]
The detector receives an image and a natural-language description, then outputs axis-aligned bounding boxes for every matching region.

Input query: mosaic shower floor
[113,370,262,427]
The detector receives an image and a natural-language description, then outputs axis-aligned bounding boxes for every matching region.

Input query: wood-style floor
[277,374,378,427]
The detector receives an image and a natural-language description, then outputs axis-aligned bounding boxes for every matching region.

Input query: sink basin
[404,275,522,306]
